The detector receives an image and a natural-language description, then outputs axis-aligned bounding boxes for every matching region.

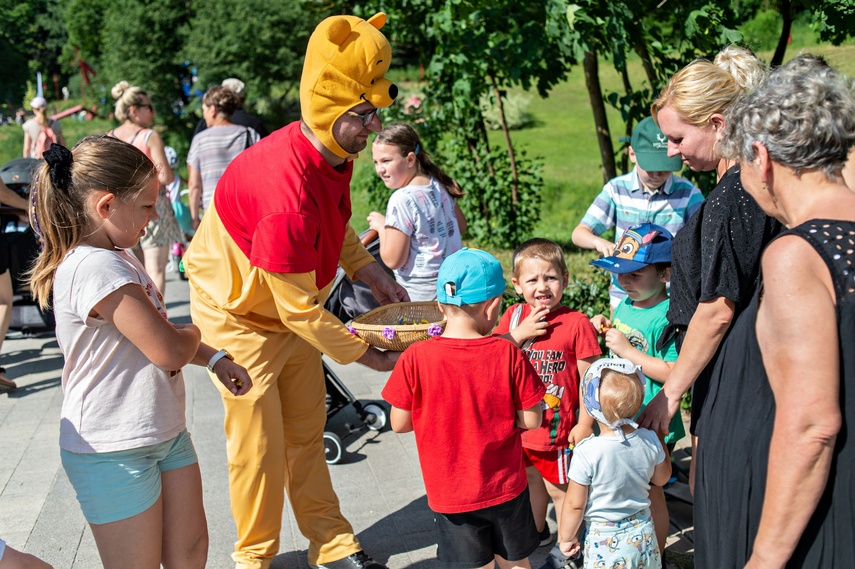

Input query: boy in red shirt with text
[493,238,602,569]
[383,248,546,569]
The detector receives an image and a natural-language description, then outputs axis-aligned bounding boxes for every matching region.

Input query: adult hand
[355,261,410,304]
[356,346,401,372]
[367,211,386,233]
[594,238,616,258]
[637,390,677,438]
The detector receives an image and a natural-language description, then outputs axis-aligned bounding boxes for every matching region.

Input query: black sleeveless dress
[694,220,855,568]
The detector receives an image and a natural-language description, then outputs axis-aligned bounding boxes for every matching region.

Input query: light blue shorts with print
[61,429,197,525]
[584,509,661,569]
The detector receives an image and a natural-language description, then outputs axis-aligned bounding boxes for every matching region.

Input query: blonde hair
[33,106,50,128]
[29,136,157,308]
[111,81,149,123]
[512,238,568,278]
[652,45,766,127]
[598,369,644,424]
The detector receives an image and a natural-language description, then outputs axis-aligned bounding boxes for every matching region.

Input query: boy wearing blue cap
[382,248,547,569]
[571,116,703,309]
[588,222,682,556]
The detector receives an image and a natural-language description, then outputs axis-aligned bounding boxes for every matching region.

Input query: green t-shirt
[611,296,685,444]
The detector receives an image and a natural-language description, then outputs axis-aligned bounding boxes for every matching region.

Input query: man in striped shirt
[572,117,703,309]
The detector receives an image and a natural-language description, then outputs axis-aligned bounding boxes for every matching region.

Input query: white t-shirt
[384,177,462,279]
[569,428,665,522]
[54,246,186,453]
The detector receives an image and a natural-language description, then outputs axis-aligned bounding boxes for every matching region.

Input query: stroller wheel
[363,403,388,432]
[324,432,344,464]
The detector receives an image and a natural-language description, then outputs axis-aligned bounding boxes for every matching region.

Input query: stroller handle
[361,229,378,246]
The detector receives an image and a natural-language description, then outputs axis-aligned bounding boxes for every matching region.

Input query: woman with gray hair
[697,54,855,568]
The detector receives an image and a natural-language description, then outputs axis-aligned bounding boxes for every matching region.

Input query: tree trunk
[489,73,519,204]
[631,26,657,88]
[583,50,616,183]
[620,65,634,175]
[771,0,794,67]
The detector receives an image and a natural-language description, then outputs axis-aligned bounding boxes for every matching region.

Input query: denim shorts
[61,429,198,525]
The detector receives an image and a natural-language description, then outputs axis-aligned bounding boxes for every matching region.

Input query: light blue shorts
[584,509,661,569]
[60,429,198,525]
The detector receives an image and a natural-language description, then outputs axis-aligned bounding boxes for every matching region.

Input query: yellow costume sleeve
[263,270,370,365]
[338,224,375,279]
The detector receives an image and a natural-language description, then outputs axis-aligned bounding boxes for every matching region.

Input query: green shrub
[480,92,533,131]
[560,271,610,319]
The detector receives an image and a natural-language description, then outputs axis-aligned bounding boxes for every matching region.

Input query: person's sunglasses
[137,103,154,111]
[346,107,379,127]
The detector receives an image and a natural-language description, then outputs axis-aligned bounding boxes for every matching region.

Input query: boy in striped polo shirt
[572,116,703,310]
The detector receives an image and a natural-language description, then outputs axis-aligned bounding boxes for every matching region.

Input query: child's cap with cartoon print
[590,223,672,274]
[581,357,646,441]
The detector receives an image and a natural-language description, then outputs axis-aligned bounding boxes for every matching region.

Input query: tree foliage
[183,0,319,102]
[99,0,189,130]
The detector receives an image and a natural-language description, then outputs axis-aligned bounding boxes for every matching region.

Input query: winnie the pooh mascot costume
[184,13,404,569]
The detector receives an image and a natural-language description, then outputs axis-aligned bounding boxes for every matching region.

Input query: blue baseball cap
[590,223,673,274]
[437,248,506,306]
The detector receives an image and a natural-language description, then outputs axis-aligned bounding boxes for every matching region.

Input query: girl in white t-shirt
[367,123,467,301]
[28,137,252,569]
[558,358,671,569]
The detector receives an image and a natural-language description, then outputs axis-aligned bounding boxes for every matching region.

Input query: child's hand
[604,328,632,356]
[213,358,253,396]
[514,305,550,342]
[366,211,386,233]
[590,314,611,335]
[568,422,593,447]
[559,539,581,558]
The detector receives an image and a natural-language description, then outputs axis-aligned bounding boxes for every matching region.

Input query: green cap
[631,117,683,173]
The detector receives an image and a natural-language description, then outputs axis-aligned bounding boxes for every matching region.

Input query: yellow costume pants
[192,296,361,569]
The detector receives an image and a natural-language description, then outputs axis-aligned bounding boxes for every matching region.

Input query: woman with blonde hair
[108,81,184,294]
[637,45,782,497]
[701,53,855,568]
[21,96,65,158]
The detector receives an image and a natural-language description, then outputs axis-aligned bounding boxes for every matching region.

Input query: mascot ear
[326,18,352,45]
[367,12,387,30]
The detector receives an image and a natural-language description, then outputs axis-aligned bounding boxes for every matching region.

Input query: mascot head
[300,13,398,158]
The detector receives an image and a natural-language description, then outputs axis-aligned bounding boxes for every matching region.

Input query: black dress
[659,166,782,433]
[694,220,855,568]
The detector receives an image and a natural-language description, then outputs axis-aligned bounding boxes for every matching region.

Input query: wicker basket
[350,301,446,351]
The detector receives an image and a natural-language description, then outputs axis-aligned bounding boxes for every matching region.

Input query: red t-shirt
[382,336,545,514]
[214,121,354,288]
[494,305,602,451]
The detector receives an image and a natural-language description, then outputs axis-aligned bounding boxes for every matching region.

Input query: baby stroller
[320,229,394,464]
[0,158,55,335]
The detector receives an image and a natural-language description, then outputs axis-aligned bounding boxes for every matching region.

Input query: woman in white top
[21,96,65,158]
[368,123,467,301]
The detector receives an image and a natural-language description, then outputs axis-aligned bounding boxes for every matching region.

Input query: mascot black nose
[389,83,398,101]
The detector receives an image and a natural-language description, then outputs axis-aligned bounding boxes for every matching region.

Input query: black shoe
[315,551,388,569]
[538,525,553,547]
